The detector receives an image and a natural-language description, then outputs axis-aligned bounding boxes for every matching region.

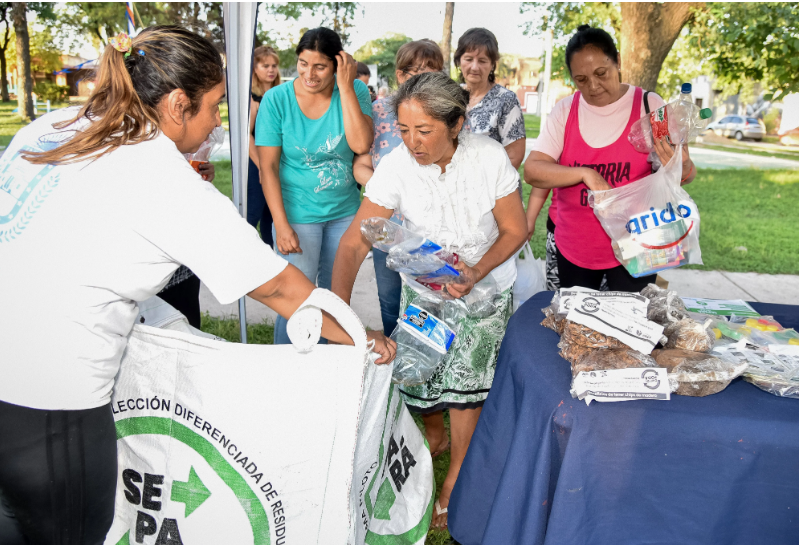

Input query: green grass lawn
[692,142,799,161]
[217,160,799,275]
[201,312,274,343]
[0,101,30,147]
[524,113,540,138]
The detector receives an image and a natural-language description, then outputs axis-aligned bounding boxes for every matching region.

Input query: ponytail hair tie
[110,33,133,58]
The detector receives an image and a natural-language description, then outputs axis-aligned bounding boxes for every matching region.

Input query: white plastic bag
[589,146,702,278]
[512,243,546,312]
[106,289,433,545]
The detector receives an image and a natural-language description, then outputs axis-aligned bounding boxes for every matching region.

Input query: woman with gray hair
[332,71,527,529]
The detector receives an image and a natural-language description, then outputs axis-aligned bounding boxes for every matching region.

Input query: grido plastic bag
[589,146,702,278]
[512,243,546,313]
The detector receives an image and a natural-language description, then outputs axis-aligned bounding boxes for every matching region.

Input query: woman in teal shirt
[256,27,374,344]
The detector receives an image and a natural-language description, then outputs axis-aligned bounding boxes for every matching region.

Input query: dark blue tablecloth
[449,292,799,545]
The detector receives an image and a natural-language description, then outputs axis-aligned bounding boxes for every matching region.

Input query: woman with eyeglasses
[351,39,444,338]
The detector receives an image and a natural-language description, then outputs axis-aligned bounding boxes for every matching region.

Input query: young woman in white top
[0,26,393,544]
[332,72,527,529]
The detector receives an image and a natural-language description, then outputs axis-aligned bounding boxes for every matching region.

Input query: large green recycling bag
[104,290,434,545]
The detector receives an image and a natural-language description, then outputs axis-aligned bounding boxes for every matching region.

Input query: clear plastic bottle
[360,217,460,283]
[390,294,460,385]
[628,83,713,153]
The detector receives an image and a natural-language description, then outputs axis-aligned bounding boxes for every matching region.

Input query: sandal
[433,499,449,529]
[431,440,450,459]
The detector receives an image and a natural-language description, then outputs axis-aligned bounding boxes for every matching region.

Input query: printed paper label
[558,290,649,320]
[572,367,671,404]
[681,298,760,317]
[399,305,456,355]
[566,295,664,354]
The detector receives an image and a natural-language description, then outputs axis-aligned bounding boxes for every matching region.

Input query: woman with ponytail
[0,26,394,544]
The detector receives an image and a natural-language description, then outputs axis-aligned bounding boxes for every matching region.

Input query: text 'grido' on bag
[588,146,702,278]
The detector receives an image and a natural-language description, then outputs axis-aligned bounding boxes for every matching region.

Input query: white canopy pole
[223,2,258,343]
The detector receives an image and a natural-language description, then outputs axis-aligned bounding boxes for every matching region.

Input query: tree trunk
[619,2,702,91]
[11,2,33,121]
[0,8,9,103]
[0,50,9,102]
[441,2,454,76]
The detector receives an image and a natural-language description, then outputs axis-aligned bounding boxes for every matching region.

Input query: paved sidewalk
[201,257,799,327]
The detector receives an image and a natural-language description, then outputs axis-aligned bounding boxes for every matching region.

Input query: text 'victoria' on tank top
[555,87,652,270]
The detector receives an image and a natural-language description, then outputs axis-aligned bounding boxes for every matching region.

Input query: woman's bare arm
[524,150,611,191]
[504,138,526,170]
[352,153,374,186]
[331,198,394,305]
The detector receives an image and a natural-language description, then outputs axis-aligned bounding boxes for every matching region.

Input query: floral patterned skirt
[398,284,514,413]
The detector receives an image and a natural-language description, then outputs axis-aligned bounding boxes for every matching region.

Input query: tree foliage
[262,2,359,46]
[520,2,620,86]
[520,2,799,102]
[5,25,62,74]
[688,2,799,101]
[354,33,411,89]
[55,2,225,52]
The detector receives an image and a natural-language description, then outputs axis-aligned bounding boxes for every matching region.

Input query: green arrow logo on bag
[171,466,211,517]
[115,416,270,544]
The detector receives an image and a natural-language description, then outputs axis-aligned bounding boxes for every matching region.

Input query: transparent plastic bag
[652,349,747,397]
[663,317,715,352]
[512,243,545,313]
[437,276,502,319]
[713,344,799,398]
[540,287,595,335]
[390,281,507,385]
[390,295,458,386]
[570,347,657,377]
[557,321,629,364]
[184,126,225,172]
[589,147,702,278]
[360,217,461,285]
[641,283,690,325]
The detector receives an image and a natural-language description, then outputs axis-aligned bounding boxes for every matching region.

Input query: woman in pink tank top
[524,25,696,292]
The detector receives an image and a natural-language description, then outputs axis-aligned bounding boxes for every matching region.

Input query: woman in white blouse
[332,71,527,529]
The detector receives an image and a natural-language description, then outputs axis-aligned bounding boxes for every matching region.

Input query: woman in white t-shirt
[0,26,394,544]
[331,72,527,529]
[524,25,697,293]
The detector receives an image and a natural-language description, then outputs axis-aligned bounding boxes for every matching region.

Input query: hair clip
[109,33,132,58]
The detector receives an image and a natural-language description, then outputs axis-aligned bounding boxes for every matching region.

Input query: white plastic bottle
[628,83,712,153]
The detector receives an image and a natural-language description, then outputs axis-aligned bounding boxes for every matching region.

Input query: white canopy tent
[223,2,259,343]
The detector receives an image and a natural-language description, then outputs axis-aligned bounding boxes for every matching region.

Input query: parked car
[705,115,766,141]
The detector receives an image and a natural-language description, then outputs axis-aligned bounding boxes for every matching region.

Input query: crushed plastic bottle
[361,217,461,285]
[390,294,460,386]
[628,83,712,154]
